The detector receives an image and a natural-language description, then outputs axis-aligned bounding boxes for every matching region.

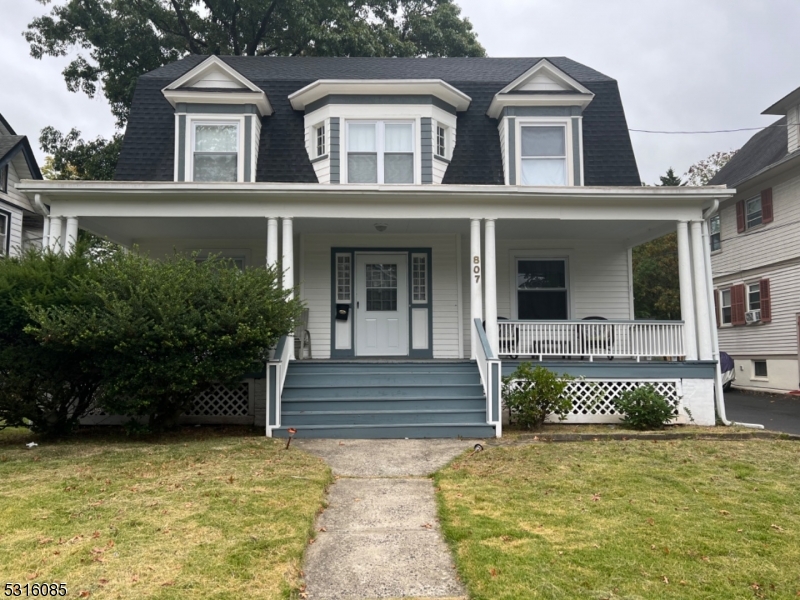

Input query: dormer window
[315,123,326,158]
[346,121,414,184]
[520,124,568,186]
[192,122,239,182]
[436,124,447,158]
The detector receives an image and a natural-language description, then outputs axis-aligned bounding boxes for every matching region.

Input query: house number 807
[473,256,481,283]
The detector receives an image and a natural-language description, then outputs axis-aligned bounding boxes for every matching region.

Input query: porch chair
[294,308,312,360]
[576,316,614,361]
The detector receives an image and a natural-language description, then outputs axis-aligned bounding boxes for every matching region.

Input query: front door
[355,253,408,356]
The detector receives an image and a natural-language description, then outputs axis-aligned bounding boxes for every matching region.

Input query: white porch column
[42,217,51,250]
[484,219,499,355]
[676,221,698,360]
[266,217,279,268]
[690,220,713,360]
[469,219,484,359]
[64,217,79,255]
[282,218,295,359]
[48,217,64,254]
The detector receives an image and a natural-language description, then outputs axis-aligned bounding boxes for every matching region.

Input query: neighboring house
[709,85,800,394]
[0,113,44,256]
[18,56,733,437]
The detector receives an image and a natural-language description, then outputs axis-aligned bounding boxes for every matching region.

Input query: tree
[26,0,486,127]
[684,150,737,186]
[28,250,302,431]
[658,167,683,187]
[39,127,122,181]
[0,245,105,437]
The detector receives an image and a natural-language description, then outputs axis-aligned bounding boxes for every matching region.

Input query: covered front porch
[19,181,733,435]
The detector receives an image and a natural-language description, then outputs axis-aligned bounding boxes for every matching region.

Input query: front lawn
[0,427,330,599]
[435,439,800,599]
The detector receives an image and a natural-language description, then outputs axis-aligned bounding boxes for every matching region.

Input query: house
[708,85,800,394]
[16,56,733,437]
[0,113,44,256]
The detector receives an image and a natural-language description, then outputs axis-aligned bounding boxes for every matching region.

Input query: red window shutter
[713,289,721,328]
[736,200,746,233]
[761,188,774,224]
[759,278,772,323]
[731,284,746,325]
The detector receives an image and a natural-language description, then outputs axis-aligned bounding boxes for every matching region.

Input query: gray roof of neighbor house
[0,133,42,180]
[0,112,17,136]
[115,56,641,186]
[709,117,798,188]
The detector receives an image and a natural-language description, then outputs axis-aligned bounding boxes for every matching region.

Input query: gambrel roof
[116,56,641,186]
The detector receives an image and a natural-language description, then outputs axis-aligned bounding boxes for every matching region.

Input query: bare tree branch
[169,0,205,53]
[245,0,279,55]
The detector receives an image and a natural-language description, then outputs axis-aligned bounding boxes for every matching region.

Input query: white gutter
[33,193,49,216]
[701,200,763,430]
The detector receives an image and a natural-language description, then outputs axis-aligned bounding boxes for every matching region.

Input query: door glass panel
[365,264,398,311]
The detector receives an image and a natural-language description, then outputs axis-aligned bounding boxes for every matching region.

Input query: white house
[17,56,733,437]
[0,113,44,256]
[709,85,800,393]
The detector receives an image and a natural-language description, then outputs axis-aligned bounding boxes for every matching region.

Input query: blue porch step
[274,360,495,439]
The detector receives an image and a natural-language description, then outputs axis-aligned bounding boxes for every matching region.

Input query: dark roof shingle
[709,117,792,187]
[116,56,640,186]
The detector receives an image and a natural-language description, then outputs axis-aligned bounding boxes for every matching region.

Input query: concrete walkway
[296,439,475,600]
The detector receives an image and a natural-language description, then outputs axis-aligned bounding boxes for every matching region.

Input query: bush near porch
[435,439,800,600]
[0,426,331,599]
[0,245,302,434]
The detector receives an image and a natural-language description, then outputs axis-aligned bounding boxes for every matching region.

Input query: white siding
[2,162,36,212]
[716,262,800,356]
[788,105,799,155]
[306,117,330,184]
[301,233,462,359]
[432,156,447,185]
[461,237,633,355]
[713,175,800,276]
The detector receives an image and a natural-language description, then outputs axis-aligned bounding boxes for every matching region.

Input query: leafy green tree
[27,250,302,431]
[684,150,737,186]
[39,127,122,181]
[0,245,104,437]
[26,0,485,127]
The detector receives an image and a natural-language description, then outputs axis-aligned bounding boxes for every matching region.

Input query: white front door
[355,253,408,356]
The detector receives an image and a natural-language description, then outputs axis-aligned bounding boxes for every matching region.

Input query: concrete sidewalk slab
[295,439,475,477]
[319,478,439,532]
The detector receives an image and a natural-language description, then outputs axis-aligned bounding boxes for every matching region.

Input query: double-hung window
[347,121,414,184]
[709,215,721,251]
[720,289,732,325]
[520,124,568,186]
[0,210,9,257]
[192,122,239,182]
[748,283,761,312]
[516,259,568,320]
[746,196,762,228]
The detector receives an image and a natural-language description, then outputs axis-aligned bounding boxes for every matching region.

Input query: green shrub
[28,249,302,431]
[614,385,676,430]
[502,363,573,430]
[0,244,104,436]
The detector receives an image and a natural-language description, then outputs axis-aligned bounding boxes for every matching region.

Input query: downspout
[702,200,763,429]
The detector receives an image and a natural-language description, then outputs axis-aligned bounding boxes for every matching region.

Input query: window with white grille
[436,125,446,158]
[412,254,428,303]
[316,123,326,157]
[336,254,352,302]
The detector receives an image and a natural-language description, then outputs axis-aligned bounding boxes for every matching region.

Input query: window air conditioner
[745,310,761,324]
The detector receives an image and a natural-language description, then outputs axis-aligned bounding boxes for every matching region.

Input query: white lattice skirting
[82,382,255,425]
[505,378,686,424]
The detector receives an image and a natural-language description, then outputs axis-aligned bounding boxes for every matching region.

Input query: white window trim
[509,253,572,320]
[516,118,574,187]
[185,116,246,183]
[720,288,732,327]
[751,359,769,381]
[343,119,418,184]
[315,122,327,158]
[435,122,448,159]
[745,195,763,230]
[0,208,9,257]
[411,253,428,304]
[336,252,352,303]
[747,282,761,312]
[709,214,722,253]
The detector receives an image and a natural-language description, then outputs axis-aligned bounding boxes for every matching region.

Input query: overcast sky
[1,0,798,184]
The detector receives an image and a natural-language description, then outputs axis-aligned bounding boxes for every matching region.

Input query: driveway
[725,389,800,434]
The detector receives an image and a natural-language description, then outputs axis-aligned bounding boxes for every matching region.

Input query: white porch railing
[497,320,685,361]
[474,318,502,438]
[266,335,292,437]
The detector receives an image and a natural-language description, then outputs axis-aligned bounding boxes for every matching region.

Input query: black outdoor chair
[576,316,615,361]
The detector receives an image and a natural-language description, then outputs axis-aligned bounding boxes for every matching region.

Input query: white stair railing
[474,318,502,438]
[266,335,292,437]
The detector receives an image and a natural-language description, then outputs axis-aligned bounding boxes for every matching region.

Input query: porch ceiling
[80,216,674,247]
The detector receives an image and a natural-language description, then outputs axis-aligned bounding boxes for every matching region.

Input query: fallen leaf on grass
[161,581,174,587]
[39,537,53,545]
[489,568,499,577]
[318,527,327,532]
[79,592,90,598]
[592,493,601,502]
[98,579,108,585]
[26,573,38,580]
[663,576,669,584]
[719,510,730,516]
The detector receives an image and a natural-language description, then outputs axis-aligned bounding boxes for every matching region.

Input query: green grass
[0,427,331,599]
[435,439,800,600]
